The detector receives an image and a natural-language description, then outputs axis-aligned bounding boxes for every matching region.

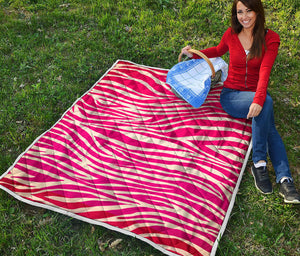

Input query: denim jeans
[220,87,292,183]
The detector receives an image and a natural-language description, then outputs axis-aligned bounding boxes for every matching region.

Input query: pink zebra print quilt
[0,60,252,256]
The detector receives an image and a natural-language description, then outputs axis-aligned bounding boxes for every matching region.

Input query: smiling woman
[181,0,300,204]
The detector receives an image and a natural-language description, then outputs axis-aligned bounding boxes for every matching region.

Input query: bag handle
[178,49,216,78]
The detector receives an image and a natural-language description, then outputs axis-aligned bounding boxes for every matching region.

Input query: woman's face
[236,1,257,30]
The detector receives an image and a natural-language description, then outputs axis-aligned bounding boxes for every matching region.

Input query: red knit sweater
[192,27,280,107]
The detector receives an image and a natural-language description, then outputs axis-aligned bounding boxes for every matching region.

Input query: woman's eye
[247,9,252,12]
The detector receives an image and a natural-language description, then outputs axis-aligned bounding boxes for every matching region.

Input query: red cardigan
[192,27,280,107]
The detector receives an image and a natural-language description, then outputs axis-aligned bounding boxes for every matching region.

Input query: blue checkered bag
[167,53,228,108]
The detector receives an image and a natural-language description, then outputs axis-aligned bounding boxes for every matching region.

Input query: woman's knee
[254,95,274,122]
[262,95,274,112]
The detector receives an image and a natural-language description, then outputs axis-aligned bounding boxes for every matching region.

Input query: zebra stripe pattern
[0,60,252,256]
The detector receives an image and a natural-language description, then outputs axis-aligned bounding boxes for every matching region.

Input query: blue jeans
[220,87,292,183]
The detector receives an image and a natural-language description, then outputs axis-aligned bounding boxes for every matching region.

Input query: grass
[0,0,299,255]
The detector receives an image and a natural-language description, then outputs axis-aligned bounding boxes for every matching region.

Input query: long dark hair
[231,0,266,59]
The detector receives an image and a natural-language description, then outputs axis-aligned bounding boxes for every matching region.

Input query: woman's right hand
[181,45,193,58]
[247,103,262,119]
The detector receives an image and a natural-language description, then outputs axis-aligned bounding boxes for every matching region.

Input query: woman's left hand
[181,45,193,58]
[247,103,262,119]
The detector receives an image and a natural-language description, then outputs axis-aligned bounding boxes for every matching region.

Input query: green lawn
[0,0,299,255]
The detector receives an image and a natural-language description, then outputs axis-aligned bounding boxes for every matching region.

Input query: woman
[181,0,299,204]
